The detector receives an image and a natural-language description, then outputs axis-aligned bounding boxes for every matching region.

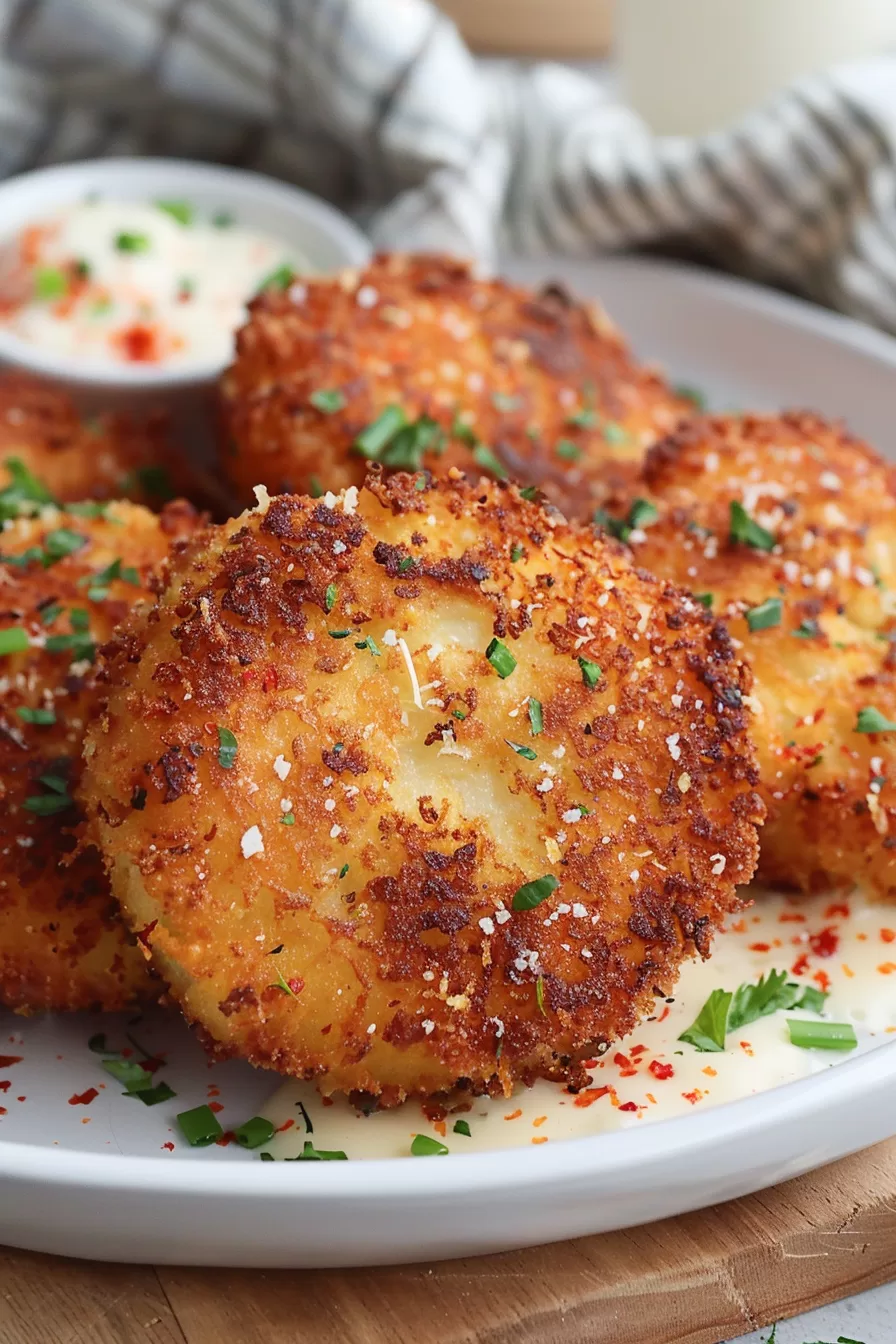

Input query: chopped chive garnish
[354,634,381,656]
[40,774,68,794]
[79,556,140,602]
[156,200,193,226]
[510,543,524,562]
[603,421,630,446]
[44,528,87,562]
[519,486,539,501]
[309,476,324,499]
[729,501,776,551]
[354,406,407,459]
[212,211,234,228]
[177,1104,224,1147]
[787,1019,857,1051]
[413,475,428,491]
[290,1140,348,1161]
[536,975,547,1016]
[678,988,731,1052]
[134,1081,177,1107]
[745,597,782,632]
[627,498,658,530]
[492,392,521,412]
[40,602,63,625]
[512,874,559,912]
[380,416,442,470]
[310,388,346,414]
[395,557,415,575]
[453,1119,471,1137]
[452,708,467,720]
[329,629,352,639]
[325,583,337,612]
[339,863,349,879]
[102,1058,153,1092]
[88,1033,115,1054]
[451,411,477,445]
[793,619,821,639]
[554,439,581,462]
[694,592,713,609]
[280,813,295,825]
[16,705,55,725]
[578,657,601,689]
[217,726,238,768]
[528,698,543,735]
[471,444,508,480]
[410,1134,449,1157]
[115,232,150,253]
[506,740,537,760]
[23,792,72,816]
[485,637,516,678]
[675,383,706,409]
[234,1116,276,1149]
[34,266,67,301]
[567,406,597,429]
[270,971,299,998]
[257,263,293,293]
[259,1151,275,1161]
[0,628,29,654]
[0,456,56,522]
[856,707,896,733]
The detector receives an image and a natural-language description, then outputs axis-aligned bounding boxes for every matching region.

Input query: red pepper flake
[613,1052,632,1069]
[262,665,279,692]
[241,668,256,685]
[878,963,896,975]
[276,1117,295,1132]
[779,911,806,923]
[749,941,771,952]
[682,1090,702,1105]
[533,1115,548,1127]
[68,1088,98,1106]
[882,929,896,944]
[208,1101,224,1114]
[825,902,850,920]
[813,970,831,992]
[433,1120,447,1138]
[0,1082,9,1093]
[629,1044,648,1057]
[729,918,747,934]
[162,1141,175,1151]
[618,1101,638,1113]
[619,1068,638,1078]
[0,1108,6,1116]
[573,1086,611,1108]
[115,322,162,363]
[740,1041,754,1057]
[0,1056,23,1068]
[809,927,839,958]
[791,953,810,977]
[702,1066,718,1078]
[16,1097,25,1103]
[287,978,304,996]
[215,1132,235,1147]
[532,1135,548,1145]
[649,1060,674,1080]
[207,1085,221,1097]
[657,1005,670,1023]
[321,1097,334,1107]
[503,1108,523,1121]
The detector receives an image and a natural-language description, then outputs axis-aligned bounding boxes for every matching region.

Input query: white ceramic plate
[5,255,896,1269]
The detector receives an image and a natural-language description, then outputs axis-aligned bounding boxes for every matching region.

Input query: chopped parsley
[512,874,559,912]
[855,707,896,734]
[16,705,55,725]
[212,211,234,229]
[0,457,56,521]
[745,597,782,632]
[339,863,349,879]
[34,266,67,301]
[43,528,87,563]
[729,500,776,551]
[593,498,658,543]
[256,263,294,293]
[217,726,238,768]
[310,388,346,414]
[674,383,706,410]
[471,444,508,480]
[519,486,539,501]
[115,232,151,254]
[0,627,29,655]
[485,637,516,678]
[354,634,381,656]
[694,592,713,609]
[354,405,407,459]
[156,199,194,226]
[410,1134,449,1157]
[793,619,821,639]
[506,740,537,760]
[554,438,581,462]
[280,813,295,826]
[578,656,601,689]
[398,556,416,573]
[681,970,829,1052]
[79,556,140,601]
[510,543,524,563]
[528,697,544,735]
[678,988,731,1052]
[309,476,324,499]
[378,416,442,469]
[628,498,659,530]
[453,1119,472,1137]
[325,583,337,613]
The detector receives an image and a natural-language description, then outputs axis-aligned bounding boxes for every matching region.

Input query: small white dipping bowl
[0,157,371,432]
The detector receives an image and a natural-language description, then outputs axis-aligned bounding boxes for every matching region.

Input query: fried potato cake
[219,254,689,520]
[0,372,179,508]
[607,411,896,899]
[82,470,762,1104]
[0,497,198,1012]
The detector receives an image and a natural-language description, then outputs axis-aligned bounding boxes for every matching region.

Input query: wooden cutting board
[3,1140,896,1344]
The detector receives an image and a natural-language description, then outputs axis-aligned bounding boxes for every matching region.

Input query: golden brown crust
[82,470,762,1103]
[0,499,199,1012]
[219,254,689,520]
[611,411,896,899]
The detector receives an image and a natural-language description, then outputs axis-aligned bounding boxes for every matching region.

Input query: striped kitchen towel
[3,0,896,330]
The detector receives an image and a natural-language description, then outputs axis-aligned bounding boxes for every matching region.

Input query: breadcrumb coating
[219,254,688,520]
[610,411,896,899]
[0,497,198,1011]
[83,470,762,1103]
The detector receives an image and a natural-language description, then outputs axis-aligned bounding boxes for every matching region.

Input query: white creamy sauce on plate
[0,199,306,368]
[260,889,896,1159]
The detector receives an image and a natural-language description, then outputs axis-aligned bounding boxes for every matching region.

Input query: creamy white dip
[0,199,306,369]
[260,889,896,1159]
